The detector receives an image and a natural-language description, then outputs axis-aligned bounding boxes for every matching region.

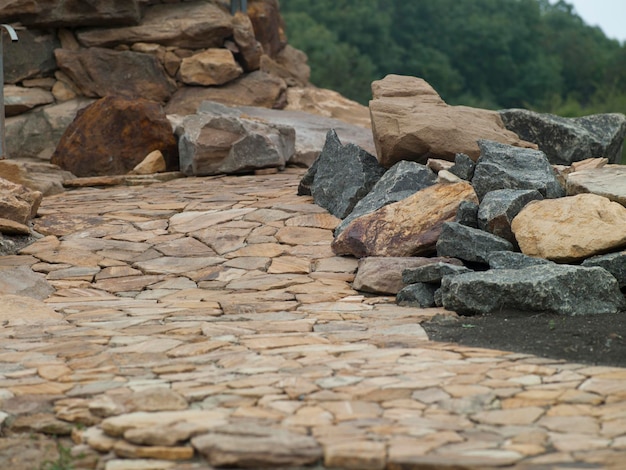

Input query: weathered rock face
[178,49,243,86]
[5,85,54,116]
[231,11,264,72]
[436,222,514,264]
[487,251,553,270]
[500,109,626,165]
[440,265,626,316]
[369,74,536,167]
[332,181,478,258]
[0,178,42,226]
[0,160,74,196]
[308,130,385,219]
[566,166,626,206]
[4,29,59,83]
[582,251,626,289]
[51,96,179,177]
[511,194,626,262]
[472,140,565,200]
[261,45,310,87]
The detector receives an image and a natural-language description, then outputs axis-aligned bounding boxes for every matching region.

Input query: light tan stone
[130,150,167,175]
[178,48,243,86]
[324,440,386,470]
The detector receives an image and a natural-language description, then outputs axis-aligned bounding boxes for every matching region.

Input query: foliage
[280,0,626,162]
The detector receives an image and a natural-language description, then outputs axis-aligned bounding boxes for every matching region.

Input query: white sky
[558,0,626,43]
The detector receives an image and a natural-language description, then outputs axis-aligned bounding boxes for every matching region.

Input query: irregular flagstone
[0,295,64,327]
[133,257,225,275]
[169,209,255,233]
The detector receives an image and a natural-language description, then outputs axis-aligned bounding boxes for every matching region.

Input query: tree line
[280,0,626,162]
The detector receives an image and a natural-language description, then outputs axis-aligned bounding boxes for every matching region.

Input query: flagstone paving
[1,168,626,469]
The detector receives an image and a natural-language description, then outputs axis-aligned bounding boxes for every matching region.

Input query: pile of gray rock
[302,75,626,317]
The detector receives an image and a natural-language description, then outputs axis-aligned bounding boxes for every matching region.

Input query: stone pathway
[1,169,626,470]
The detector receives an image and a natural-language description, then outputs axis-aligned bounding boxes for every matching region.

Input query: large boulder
[436,222,514,264]
[500,109,626,165]
[566,166,626,207]
[369,75,535,167]
[440,264,626,316]
[335,160,437,235]
[55,48,176,103]
[308,130,385,219]
[332,181,478,258]
[511,194,626,262]
[472,140,565,200]
[51,96,179,177]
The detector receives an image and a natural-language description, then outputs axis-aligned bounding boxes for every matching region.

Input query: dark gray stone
[487,251,553,270]
[472,140,565,201]
[440,264,626,316]
[396,283,438,308]
[449,153,476,181]
[582,251,626,288]
[310,130,386,219]
[500,109,626,165]
[4,29,60,83]
[477,189,544,243]
[402,262,472,285]
[335,160,437,234]
[434,288,443,307]
[436,222,514,264]
[454,200,479,228]
[297,157,318,196]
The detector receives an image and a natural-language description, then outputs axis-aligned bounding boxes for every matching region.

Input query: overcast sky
[558,0,626,43]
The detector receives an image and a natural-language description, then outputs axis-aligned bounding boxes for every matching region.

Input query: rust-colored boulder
[51,96,178,177]
[332,181,478,258]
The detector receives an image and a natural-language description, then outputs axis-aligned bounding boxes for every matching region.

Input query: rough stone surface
[449,153,476,181]
[396,283,438,308]
[260,45,310,87]
[333,182,478,258]
[51,96,179,177]
[55,47,176,103]
[0,160,73,196]
[477,189,544,243]
[454,200,479,228]
[0,177,42,225]
[5,85,54,117]
[178,49,243,86]
[566,165,626,206]
[472,140,565,200]
[0,265,55,300]
[369,74,535,167]
[440,264,626,315]
[231,11,264,72]
[402,262,472,285]
[309,130,385,219]
[352,257,463,295]
[3,28,60,84]
[487,251,553,270]
[436,222,514,264]
[582,251,626,288]
[500,108,626,165]
[511,194,626,262]
[335,160,437,235]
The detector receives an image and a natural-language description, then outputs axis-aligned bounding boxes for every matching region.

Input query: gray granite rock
[582,251,626,288]
[449,153,476,181]
[402,262,472,285]
[436,222,514,264]
[472,140,565,200]
[500,109,626,165]
[454,200,479,228]
[440,264,626,315]
[335,160,437,235]
[487,251,553,270]
[396,283,438,308]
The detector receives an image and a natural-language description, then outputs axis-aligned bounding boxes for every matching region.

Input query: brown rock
[232,11,263,72]
[0,217,31,235]
[55,47,175,103]
[511,194,626,262]
[248,0,287,58]
[0,160,73,196]
[165,71,287,115]
[260,45,310,87]
[51,96,178,177]
[332,181,478,258]
[4,85,54,116]
[0,177,42,224]
[370,75,535,167]
[178,48,243,86]
[75,1,232,49]
[353,256,463,294]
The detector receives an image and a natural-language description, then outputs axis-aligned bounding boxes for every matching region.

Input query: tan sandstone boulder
[0,177,42,226]
[332,181,478,258]
[369,75,536,167]
[511,194,626,262]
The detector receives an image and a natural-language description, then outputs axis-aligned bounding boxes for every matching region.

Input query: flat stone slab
[566,165,626,206]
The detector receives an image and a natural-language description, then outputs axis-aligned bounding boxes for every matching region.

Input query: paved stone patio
[1,169,626,469]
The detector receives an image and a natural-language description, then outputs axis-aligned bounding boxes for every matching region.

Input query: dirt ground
[423,307,626,368]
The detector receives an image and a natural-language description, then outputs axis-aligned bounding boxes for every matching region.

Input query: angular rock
[55,48,175,103]
[449,153,476,181]
[352,256,463,295]
[436,222,514,264]
[260,45,310,87]
[487,251,553,270]
[477,189,544,243]
[4,85,54,116]
[309,130,385,219]
[4,29,59,84]
[582,251,626,288]
[500,109,626,165]
[247,0,287,58]
[165,71,287,115]
[472,140,565,200]
[440,264,626,315]
[177,111,294,176]
[455,200,479,228]
[511,194,626,262]
[0,178,42,224]
[333,182,478,258]
[76,2,232,49]
[178,49,243,86]
[0,160,73,196]
[232,11,264,72]
[369,74,535,167]
[51,96,178,177]
[335,160,437,235]
[566,166,626,206]
[0,218,31,236]
[402,262,472,285]
[129,150,166,175]
[396,283,438,308]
